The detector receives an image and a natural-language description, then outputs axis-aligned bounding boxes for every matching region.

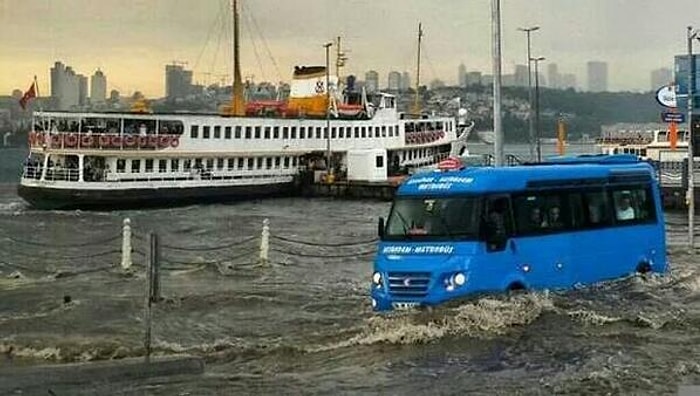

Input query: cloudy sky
[1,0,698,97]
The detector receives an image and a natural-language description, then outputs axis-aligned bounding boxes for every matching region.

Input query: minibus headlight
[454,272,466,286]
[372,272,382,285]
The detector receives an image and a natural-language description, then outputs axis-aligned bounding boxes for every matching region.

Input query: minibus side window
[582,190,613,228]
[482,196,513,251]
[513,192,569,235]
[610,185,656,225]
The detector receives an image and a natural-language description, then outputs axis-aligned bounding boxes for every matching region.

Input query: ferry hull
[17,182,297,210]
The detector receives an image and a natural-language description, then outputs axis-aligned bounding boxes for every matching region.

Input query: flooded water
[2,145,700,395]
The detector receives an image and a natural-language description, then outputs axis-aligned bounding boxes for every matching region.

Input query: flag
[19,81,37,110]
[669,121,678,151]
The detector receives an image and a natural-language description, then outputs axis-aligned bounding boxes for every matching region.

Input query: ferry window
[206,158,214,170]
[292,157,298,166]
[331,127,337,139]
[256,157,263,169]
[214,126,221,139]
[131,159,141,173]
[184,159,192,171]
[375,126,381,138]
[324,127,329,139]
[275,157,281,168]
[245,126,252,139]
[145,159,154,173]
[227,158,235,170]
[317,127,322,139]
[158,160,167,173]
[292,126,297,139]
[264,126,271,139]
[354,127,360,138]
[389,126,394,137]
[283,127,289,139]
[266,157,272,169]
[203,126,211,139]
[116,159,126,173]
[190,125,199,138]
[247,158,254,170]
[160,120,183,135]
[224,126,232,139]
[171,159,180,172]
[611,186,656,224]
[237,158,244,169]
[284,157,290,168]
[195,158,203,169]
[339,127,344,138]
[217,158,224,170]
[376,156,384,168]
[381,126,387,137]
[385,197,481,240]
[235,126,241,139]
[273,126,279,139]
[254,126,261,139]
[361,127,366,138]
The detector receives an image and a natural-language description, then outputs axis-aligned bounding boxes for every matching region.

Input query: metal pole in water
[492,0,503,167]
[144,231,155,362]
[687,26,697,250]
[150,232,161,302]
[324,42,333,176]
[121,218,132,270]
[259,218,270,266]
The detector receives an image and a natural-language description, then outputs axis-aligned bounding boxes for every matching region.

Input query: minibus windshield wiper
[392,209,411,236]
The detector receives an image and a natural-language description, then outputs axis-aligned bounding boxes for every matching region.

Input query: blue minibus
[371,154,667,312]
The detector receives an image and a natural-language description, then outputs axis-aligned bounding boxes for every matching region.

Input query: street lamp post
[492,0,503,167]
[531,56,545,162]
[518,26,540,162]
[687,27,699,249]
[324,42,333,175]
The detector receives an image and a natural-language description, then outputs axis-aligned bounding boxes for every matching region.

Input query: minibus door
[482,195,524,291]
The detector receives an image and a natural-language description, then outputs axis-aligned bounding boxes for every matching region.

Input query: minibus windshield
[385,196,481,240]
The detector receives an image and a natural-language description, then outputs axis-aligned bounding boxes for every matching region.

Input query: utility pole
[324,42,333,175]
[492,0,503,167]
[687,26,698,249]
[531,56,545,162]
[518,26,540,162]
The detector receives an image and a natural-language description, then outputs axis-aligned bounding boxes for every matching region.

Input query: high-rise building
[364,70,379,92]
[78,75,88,106]
[165,63,193,100]
[387,71,401,91]
[401,71,411,91]
[547,63,560,89]
[90,69,107,105]
[514,64,528,87]
[587,61,608,92]
[650,67,673,91]
[458,63,467,87]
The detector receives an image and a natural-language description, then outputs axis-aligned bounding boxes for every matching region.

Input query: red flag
[19,82,36,110]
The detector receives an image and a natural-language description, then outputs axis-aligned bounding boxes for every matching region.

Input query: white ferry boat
[17,2,474,209]
[597,128,688,161]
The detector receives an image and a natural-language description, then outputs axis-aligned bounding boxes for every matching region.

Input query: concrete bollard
[121,218,132,270]
[259,218,269,266]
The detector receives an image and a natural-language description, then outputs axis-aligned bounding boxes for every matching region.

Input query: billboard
[674,54,700,108]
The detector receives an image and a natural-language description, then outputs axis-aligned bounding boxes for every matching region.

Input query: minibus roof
[397,154,654,196]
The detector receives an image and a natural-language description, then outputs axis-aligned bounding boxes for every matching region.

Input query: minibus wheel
[636,261,652,274]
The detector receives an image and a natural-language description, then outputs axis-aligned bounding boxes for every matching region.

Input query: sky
[1,0,698,98]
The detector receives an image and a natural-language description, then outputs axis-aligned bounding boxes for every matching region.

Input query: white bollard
[121,218,133,270]
[259,218,269,266]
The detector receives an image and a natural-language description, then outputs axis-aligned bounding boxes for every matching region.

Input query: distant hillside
[424,86,661,143]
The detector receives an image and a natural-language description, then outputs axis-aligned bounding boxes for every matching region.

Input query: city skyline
[2,0,698,97]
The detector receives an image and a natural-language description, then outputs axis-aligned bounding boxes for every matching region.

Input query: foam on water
[310,292,555,351]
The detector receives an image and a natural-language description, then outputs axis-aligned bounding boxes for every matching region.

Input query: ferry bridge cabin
[371,154,667,312]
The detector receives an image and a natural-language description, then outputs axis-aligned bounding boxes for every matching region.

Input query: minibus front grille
[387,272,430,297]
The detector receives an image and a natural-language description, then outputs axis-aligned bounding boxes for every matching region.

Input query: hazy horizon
[1,0,698,97]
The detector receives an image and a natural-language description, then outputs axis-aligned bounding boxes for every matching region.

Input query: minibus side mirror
[378,217,385,239]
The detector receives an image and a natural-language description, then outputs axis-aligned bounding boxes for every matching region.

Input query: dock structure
[302,176,405,201]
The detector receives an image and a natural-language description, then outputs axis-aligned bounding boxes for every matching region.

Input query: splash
[310,292,555,351]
